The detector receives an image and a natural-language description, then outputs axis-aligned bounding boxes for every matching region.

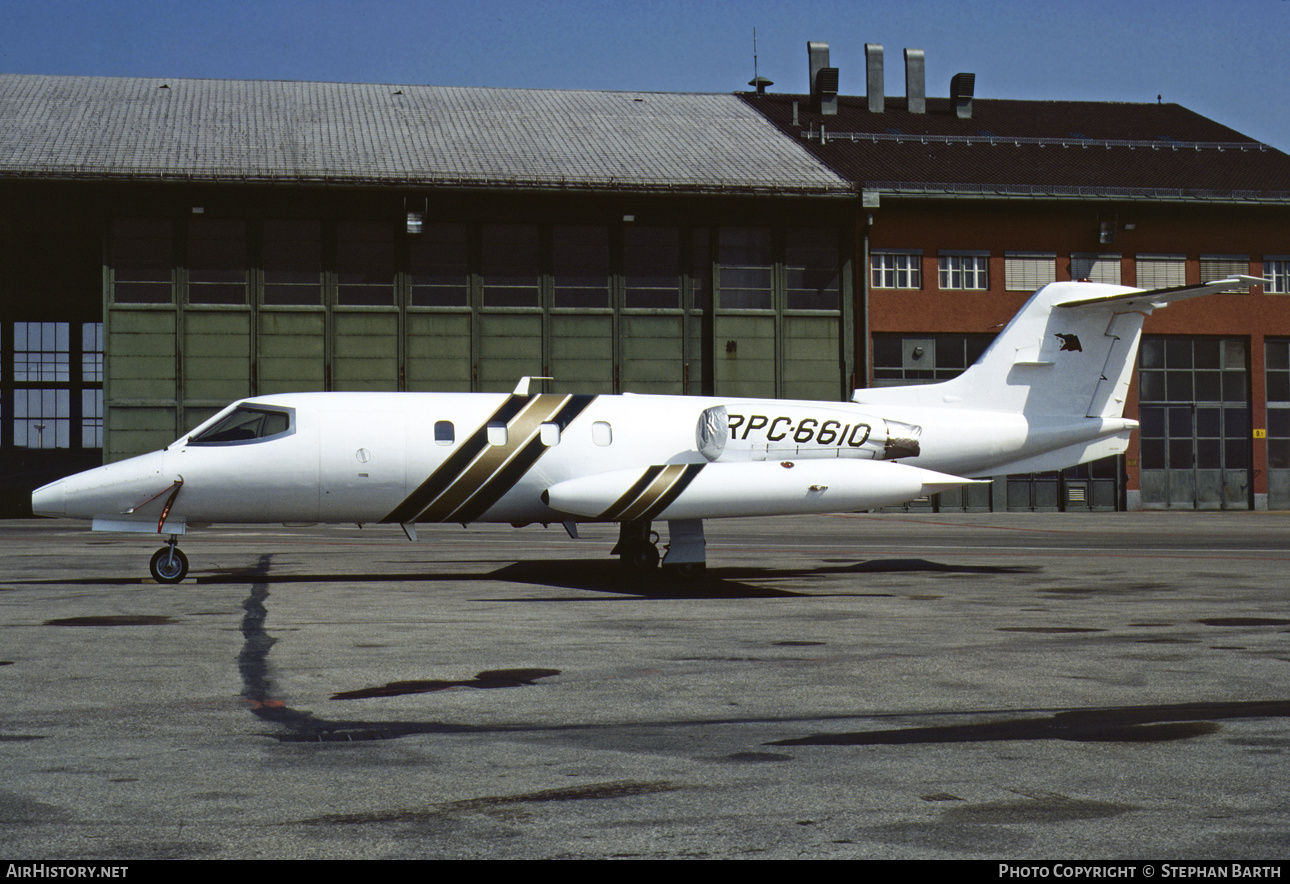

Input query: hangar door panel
[184,311,250,404]
[478,314,542,393]
[550,314,613,394]
[406,313,471,392]
[782,315,840,401]
[258,312,325,394]
[332,312,398,392]
[714,314,776,398]
[620,315,685,394]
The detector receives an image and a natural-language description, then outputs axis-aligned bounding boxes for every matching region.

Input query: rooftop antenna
[747,26,773,93]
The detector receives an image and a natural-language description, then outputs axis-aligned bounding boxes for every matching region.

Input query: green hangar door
[713,228,845,400]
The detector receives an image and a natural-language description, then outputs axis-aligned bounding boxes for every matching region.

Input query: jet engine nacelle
[696,404,920,463]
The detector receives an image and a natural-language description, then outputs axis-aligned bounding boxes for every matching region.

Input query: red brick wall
[858,199,1290,499]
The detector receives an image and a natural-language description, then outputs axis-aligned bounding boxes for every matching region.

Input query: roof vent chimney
[866,43,884,113]
[951,72,976,119]
[808,41,838,115]
[904,48,926,114]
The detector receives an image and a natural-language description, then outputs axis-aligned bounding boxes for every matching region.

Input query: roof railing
[804,128,1271,152]
[866,180,1290,202]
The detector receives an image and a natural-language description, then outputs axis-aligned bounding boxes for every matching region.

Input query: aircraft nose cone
[31,479,66,517]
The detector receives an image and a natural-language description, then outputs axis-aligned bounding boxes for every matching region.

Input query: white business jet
[32,276,1260,583]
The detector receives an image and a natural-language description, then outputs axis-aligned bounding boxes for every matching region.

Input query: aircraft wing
[1054,276,1268,312]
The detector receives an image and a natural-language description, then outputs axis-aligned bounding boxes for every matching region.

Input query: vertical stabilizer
[853,277,1262,418]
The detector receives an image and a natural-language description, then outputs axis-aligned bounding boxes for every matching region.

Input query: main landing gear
[613,518,706,580]
[149,536,189,583]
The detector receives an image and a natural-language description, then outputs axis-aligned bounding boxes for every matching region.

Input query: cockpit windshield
[188,406,294,446]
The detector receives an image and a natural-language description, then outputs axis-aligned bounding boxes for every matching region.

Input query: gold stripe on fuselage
[416,394,572,523]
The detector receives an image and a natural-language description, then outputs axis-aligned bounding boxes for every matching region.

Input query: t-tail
[852,276,1265,477]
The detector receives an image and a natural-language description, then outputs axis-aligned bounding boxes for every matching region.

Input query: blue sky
[3,0,1287,151]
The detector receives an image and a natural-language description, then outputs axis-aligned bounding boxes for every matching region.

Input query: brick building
[744,43,1290,510]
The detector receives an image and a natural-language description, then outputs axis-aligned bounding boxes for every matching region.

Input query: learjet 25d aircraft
[32,276,1261,583]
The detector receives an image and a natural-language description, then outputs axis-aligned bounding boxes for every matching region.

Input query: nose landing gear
[149,537,189,583]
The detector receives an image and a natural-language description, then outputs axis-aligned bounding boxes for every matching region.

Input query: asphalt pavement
[2,512,1288,859]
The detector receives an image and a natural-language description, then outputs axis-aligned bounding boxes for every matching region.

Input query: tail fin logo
[1055,333,1083,353]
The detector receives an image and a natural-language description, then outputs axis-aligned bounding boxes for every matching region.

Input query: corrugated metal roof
[0,75,851,195]
[743,93,1290,201]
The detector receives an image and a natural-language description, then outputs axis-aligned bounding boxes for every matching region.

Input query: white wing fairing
[543,459,973,521]
[31,278,1256,581]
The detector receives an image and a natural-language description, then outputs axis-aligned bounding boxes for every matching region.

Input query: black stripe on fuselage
[598,462,706,523]
[383,393,598,525]
[636,463,705,522]
[596,465,667,521]
[448,394,597,523]
[381,393,531,524]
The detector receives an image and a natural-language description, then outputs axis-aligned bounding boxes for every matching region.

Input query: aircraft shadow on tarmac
[20,555,1035,601]
[768,699,1290,746]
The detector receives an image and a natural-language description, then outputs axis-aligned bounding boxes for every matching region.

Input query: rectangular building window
[82,322,103,383]
[1201,255,1250,292]
[82,389,103,449]
[718,227,774,309]
[481,224,540,308]
[871,251,921,290]
[938,252,988,290]
[410,223,469,307]
[262,220,322,306]
[1200,255,1249,282]
[336,221,395,306]
[553,225,610,309]
[188,218,247,305]
[14,389,70,449]
[1136,254,1186,288]
[14,322,69,382]
[1071,253,1121,284]
[624,226,681,310]
[1265,258,1290,294]
[1004,252,1055,291]
[871,333,995,386]
[112,219,172,304]
[785,229,840,310]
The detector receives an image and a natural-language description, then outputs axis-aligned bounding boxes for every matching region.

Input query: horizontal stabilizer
[1055,276,1267,311]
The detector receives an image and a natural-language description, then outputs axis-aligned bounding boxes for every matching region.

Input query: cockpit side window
[188,406,294,446]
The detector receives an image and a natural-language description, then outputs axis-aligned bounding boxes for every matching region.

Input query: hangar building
[0,75,855,514]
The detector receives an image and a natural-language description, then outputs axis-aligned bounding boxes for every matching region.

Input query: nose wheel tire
[150,546,189,583]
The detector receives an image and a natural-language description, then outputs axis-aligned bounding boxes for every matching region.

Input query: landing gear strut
[613,518,706,580]
[149,536,189,583]
[614,519,660,573]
